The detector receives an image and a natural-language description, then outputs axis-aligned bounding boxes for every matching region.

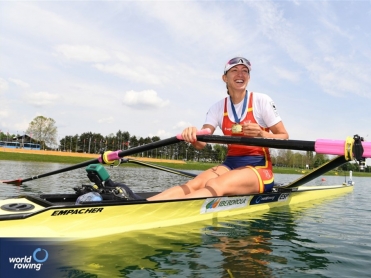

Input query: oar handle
[175,128,211,140]
[99,129,212,163]
[315,139,371,157]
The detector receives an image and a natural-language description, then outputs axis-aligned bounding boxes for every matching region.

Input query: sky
[1,0,371,163]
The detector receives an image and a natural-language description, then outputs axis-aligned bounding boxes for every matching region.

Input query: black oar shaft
[196,135,315,151]
[285,156,348,188]
[4,137,181,185]
[20,159,100,183]
[116,137,179,158]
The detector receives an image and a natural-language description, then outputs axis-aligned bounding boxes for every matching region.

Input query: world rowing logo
[8,248,48,271]
[33,248,48,263]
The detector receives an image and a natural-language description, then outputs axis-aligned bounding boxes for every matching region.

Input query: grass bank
[1,150,370,177]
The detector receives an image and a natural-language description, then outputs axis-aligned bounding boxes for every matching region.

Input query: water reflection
[200,203,336,277]
[203,218,276,277]
[51,200,338,278]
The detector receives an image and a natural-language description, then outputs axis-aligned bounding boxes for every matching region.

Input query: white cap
[224,57,251,74]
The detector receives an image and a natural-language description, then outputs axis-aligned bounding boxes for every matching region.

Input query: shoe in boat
[75,192,102,205]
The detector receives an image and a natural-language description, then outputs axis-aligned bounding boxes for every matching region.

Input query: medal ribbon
[230,91,247,123]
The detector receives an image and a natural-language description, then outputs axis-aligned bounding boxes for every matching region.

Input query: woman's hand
[181,126,199,143]
[241,121,289,139]
[180,125,214,149]
[242,122,264,137]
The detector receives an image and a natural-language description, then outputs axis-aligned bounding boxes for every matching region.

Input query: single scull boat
[0,180,354,239]
[0,132,367,239]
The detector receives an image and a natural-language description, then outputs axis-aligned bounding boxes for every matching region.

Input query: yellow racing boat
[0,177,353,239]
[1,133,366,240]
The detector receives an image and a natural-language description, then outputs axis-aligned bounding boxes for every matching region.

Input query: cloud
[23,91,60,107]
[172,121,193,130]
[246,1,371,98]
[55,45,172,85]
[136,1,241,51]
[8,78,30,88]
[3,2,96,44]
[0,110,9,118]
[94,63,167,85]
[152,129,172,139]
[122,90,170,110]
[13,120,31,134]
[0,78,9,93]
[272,66,300,82]
[98,117,115,124]
[55,44,111,63]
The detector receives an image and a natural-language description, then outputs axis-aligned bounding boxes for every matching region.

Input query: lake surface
[1,160,370,277]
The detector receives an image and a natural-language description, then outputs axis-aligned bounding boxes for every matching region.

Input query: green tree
[306,151,314,168]
[122,131,130,149]
[26,116,57,149]
[151,136,160,142]
[213,144,227,162]
[129,135,138,149]
[313,153,328,168]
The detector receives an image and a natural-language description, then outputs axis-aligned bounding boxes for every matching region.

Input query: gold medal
[231,123,242,134]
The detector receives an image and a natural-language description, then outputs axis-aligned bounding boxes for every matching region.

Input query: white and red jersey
[204,91,282,158]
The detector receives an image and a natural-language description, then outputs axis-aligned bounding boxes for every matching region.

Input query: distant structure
[0,134,41,150]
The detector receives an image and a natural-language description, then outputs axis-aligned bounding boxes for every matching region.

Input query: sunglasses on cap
[224,57,251,74]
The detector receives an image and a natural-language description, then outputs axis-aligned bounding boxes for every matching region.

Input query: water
[1,160,371,277]
[0,160,195,198]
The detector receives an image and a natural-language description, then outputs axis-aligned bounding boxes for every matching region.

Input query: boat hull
[0,184,353,239]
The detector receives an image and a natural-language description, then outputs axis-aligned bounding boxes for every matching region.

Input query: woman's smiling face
[223,64,250,91]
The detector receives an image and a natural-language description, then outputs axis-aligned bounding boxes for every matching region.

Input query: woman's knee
[204,179,224,195]
[184,178,206,192]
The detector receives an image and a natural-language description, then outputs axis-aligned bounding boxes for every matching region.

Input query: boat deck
[0,184,354,238]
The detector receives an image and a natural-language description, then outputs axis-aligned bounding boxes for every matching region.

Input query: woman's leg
[147,166,229,201]
[175,167,260,199]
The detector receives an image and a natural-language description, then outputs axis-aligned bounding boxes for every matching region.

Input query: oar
[282,155,348,188]
[120,158,197,178]
[3,129,211,185]
[195,134,366,189]
[195,134,371,158]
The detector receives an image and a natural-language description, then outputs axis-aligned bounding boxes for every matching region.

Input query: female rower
[127,57,289,201]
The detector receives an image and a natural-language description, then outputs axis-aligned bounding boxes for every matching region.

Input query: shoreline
[0,147,185,164]
[2,147,371,177]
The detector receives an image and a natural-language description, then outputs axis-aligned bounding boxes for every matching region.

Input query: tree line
[58,130,229,163]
